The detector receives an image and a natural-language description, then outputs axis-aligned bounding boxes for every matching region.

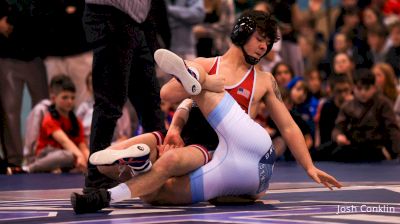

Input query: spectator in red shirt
[24,75,89,173]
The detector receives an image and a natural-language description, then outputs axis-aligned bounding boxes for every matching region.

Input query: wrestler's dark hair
[231,9,280,54]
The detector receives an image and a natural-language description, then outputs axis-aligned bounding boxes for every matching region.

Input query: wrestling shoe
[89,144,152,174]
[71,189,110,214]
[154,49,201,95]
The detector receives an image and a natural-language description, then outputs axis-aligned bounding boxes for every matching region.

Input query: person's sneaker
[89,144,152,174]
[154,49,201,95]
[70,189,110,214]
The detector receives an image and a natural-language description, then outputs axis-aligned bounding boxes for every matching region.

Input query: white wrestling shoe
[154,49,201,95]
[89,144,152,174]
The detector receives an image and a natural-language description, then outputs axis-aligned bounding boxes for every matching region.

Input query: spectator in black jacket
[0,0,48,169]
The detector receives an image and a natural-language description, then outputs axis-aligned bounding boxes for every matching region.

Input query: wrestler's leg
[123,145,208,198]
[140,176,192,205]
[93,132,161,182]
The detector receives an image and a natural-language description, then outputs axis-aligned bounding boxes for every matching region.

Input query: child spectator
[366,25,391,63]
[305,69,325,99]
[271,62,295,89]
[24,75,88,173]
[333,52,355,82]
[287,76,319,140]
[372,62,399,103]
[314,74,353,161]
[331,69,400,162]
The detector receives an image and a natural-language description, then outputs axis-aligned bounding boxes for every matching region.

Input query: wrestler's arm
[264,73,342,189]
[163,99,193,148]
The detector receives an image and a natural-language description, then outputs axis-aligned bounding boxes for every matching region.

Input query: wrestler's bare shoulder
[255,68,274,91]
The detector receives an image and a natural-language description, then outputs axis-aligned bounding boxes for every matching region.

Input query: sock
[108,183,132,203]
[131,160,152,176]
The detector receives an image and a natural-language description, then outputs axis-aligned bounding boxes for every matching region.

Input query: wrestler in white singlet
[189,92,275,202]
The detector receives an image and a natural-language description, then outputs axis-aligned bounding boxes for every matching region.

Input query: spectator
[24,75,88,173]
[23,99,51,166]
[31,0,93,106]
[334,0,360,31]
[333,52,355,82]
[331,69,400,162]
[386,21,400,77]
[0,0,49,169]
[372,62,399,103]
[304,69,324,99]
[167,0,205,59]
[361,6,385,30]
[271,62,295,88]
[194,0,235,57]
[367,26,391,63]
[315,74,353,160]
[268,0,305,76]
[366,25,391,63]
[298,0,340,42]
[287,76,319,141]
[298,34,326,73]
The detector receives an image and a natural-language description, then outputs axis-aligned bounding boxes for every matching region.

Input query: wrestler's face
[244,31,270,59]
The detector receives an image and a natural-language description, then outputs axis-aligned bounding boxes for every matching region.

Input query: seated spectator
[386,20,400,77]
[362,6,385,29]
[314,74,353,160]
[333,52,355,82]
[366,25,391,64]
[298,34,326,73]
[23,99,51,165]
[372,62,399,103]
[305,69,325,99]
[331,69,400,162]
[23,75,89,173]
[287,76,319,140]
[271,62,295,88]
[193,0,235,57]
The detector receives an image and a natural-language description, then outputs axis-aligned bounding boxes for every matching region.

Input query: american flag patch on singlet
[237,87,250,99]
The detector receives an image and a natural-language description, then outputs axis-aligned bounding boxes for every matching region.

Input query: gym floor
[1,161,399,223]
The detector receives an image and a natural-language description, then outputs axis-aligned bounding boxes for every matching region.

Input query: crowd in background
[1,0,400,174]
